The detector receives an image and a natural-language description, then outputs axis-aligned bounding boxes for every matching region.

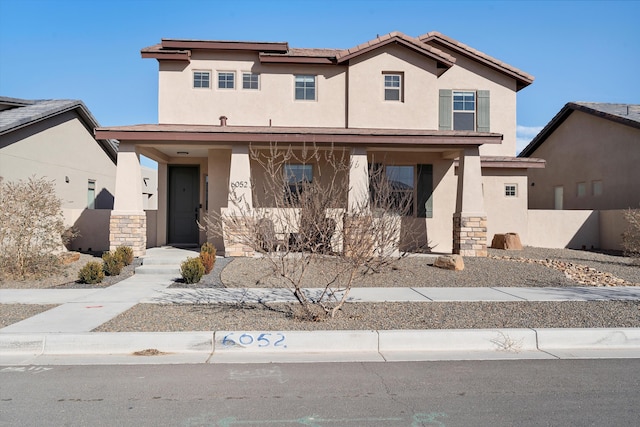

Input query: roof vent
[219,116,228,126]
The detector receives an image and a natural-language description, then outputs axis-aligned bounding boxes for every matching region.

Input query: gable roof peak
[419,31,534,91]
[336,31,455,68]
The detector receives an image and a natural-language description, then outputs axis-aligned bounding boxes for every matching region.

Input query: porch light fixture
[177,151,189,155]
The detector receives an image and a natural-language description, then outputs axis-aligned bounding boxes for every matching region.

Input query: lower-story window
[369,164,433,218]
[284,164,313,204]
[505,184,517,197]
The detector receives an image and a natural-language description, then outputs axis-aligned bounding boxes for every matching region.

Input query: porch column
[348,147,369,212]
[156,161,168,246]
[227,145,253,213]
[110,143,146,257]
[453,147,487,257]
[224,144,254,257]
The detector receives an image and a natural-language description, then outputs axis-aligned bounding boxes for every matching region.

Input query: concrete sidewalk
[2,246,640,364]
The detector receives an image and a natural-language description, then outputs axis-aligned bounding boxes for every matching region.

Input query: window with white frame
[453,91,476,130]
[505,184,517,197]
[592,180,603,196]
[193,71,210,88]
[577,182,586,197]
[384,73,402,101]
[87,180,96,209]
[218,72,235,89]
[242,73,259,90]
[294,75,316,100]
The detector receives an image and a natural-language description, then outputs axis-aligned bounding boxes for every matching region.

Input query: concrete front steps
[134,247,198,276]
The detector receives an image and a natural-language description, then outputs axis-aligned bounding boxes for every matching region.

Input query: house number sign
[230,181,249,189]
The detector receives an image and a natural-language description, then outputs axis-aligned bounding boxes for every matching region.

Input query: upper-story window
[295,75,316,100]
[243,73,259,90]
[383,73,403,101]
[193,71,210,88]
[453,91,476,130]
[439,89,490,132]
[218,72,235,89]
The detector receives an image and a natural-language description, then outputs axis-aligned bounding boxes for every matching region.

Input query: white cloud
[515,125,544,155]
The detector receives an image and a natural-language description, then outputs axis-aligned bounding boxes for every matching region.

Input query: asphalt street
[2,359,639,426]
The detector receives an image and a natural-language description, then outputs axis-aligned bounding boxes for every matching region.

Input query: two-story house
[95,31,543,257]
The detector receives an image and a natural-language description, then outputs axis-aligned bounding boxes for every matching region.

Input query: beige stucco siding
[158,52,347,127]
[481,169,529,245]
[527,111,640,210]
[0,111,116,209]
[434,50,518,157]
[347,45,440,129]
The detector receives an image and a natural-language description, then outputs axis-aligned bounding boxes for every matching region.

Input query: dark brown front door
[168,166,200,244]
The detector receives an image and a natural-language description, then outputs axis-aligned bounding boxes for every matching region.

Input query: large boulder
[433,254,465,271]
[491,233,523,250]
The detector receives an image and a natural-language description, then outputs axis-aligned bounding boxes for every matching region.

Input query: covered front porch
[95,124,501,258]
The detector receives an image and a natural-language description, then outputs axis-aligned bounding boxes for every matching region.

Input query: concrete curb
[1,328,639,365]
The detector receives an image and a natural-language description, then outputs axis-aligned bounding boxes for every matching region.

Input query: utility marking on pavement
[182,412,448,426]
[1,366,53,374]
[229,366,287,384]
[85,305,103,309]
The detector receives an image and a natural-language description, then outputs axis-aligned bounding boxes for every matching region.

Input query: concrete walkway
[2,247,640,364]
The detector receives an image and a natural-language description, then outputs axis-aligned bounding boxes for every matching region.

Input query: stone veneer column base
[453,214,487,257]
[222,215,255,257]
[110,214,147,257]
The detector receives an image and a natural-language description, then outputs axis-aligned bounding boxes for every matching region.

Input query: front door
[168,166,200,244]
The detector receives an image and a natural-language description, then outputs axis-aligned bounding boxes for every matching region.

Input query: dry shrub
[0,176,65,279]
[622,208,640,265]
[200,242,216,274]
[201,144,415,319]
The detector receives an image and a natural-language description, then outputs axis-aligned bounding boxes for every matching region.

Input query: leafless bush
[201,144,416,319]
[0,176,65,279]
[622,208,640,265]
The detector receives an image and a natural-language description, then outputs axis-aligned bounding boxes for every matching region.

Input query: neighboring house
[0,96,118,209]
[520,102,640,210]
[0,96,118,252]
[95,31,544,257]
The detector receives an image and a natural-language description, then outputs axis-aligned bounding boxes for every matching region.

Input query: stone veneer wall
[453,215,487,257]
[222,216,255,257]
[110,214,147,257]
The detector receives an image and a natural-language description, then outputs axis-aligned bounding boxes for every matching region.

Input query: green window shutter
[438,89,452,131]
[417,164,433,218]
[477,90,490,132]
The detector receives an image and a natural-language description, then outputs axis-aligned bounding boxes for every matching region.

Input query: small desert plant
[622,208,640,265]
[199,243,216,274]
[102,251,124,276]
[114,245,134,266]
[181,257,205,284]
[78,261,105,284]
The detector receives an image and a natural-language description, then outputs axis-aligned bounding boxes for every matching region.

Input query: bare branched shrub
[622,208,640,265]
[201,144,416,319]
[0,176,65,279]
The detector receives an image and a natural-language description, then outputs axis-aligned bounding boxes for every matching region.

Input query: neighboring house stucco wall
[0,110,116,209]
[527,110,640,210]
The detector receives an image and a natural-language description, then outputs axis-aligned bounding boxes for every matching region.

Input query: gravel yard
[2,247,639,332]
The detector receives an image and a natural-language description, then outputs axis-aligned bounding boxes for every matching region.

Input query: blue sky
[1,0,638,158]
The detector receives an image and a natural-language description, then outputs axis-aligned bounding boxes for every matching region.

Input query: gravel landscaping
[2,247,639,332]
[0,304,58,329]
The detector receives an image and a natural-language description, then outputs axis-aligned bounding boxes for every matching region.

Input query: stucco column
[156,161,168,247]
[348,147,369,212]
[223,144,254,257]
[227,145,253,213]
[110,143,146,256]
[453,147,487,257]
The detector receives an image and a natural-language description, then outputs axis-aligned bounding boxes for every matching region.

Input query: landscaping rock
[491,233,523,250]
[434,254,465,271]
